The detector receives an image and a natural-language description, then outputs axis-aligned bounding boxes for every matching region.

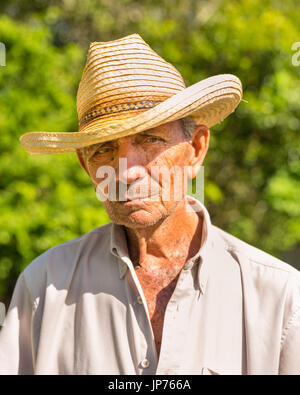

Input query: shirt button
[141,359,150,368]
[137,295,143,304]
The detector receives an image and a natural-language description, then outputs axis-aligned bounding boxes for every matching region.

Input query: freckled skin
[76,120,210,360]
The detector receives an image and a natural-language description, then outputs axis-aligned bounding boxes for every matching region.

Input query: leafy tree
[0,15,110,305]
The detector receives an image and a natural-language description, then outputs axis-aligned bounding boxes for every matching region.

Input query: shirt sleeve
[0,272,35,375]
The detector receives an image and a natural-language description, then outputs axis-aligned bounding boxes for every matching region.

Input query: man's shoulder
[25,222,112,268]
[212,225,299,276]
[212,225,300,312]
[22,222,113,299]
[212,226,300,338]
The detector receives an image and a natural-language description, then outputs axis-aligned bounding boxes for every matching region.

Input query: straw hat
[19,33,243,155]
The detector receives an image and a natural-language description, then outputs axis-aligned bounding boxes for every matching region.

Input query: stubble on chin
[102,198,180,229]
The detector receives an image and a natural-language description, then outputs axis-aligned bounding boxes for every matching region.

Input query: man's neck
[124,198,203,272]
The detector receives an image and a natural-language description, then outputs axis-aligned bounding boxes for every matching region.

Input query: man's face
[77,120,208,229]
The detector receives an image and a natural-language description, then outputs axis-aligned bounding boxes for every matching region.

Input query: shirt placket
[118,256,159,374]
[156,262,196,375]
[116,249,200,375]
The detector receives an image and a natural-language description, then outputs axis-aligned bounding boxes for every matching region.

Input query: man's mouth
[123,196,151,202]
[118,194,160,204]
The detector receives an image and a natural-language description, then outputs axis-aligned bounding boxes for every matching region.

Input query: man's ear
[188,125,210,179]
[76,149,90,177]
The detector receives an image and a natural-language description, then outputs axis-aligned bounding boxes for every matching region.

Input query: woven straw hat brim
[19,74,242,155]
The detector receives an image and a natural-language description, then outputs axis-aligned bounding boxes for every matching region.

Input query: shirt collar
[110,195,214,294]
[110,221,130,279]
[184,196,213,295]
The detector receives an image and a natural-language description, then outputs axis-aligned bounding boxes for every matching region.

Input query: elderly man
[1,34,300,375]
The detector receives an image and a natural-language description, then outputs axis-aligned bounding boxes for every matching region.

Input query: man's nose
[117,141,147,184]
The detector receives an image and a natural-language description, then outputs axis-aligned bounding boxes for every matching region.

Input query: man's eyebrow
[88,140,114,150]
[141,127,169,135]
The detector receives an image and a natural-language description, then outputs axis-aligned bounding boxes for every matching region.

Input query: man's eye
[145,136,164,143]
[94,146,112,155]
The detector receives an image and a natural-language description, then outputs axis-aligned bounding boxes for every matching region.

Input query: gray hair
[180,116,197,141]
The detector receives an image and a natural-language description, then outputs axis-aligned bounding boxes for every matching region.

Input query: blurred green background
[0,0,300,308]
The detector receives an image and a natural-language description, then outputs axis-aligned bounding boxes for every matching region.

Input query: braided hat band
[19,34,242,155]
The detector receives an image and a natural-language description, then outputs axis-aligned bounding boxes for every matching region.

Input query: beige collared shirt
[1,196,300,375]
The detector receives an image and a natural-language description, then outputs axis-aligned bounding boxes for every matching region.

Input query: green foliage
[0,15,110,303]
[0,0,300,304]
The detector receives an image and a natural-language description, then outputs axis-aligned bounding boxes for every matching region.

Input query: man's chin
[111,210,165,229]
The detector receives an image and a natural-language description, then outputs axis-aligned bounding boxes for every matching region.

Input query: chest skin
[135,265,181,359]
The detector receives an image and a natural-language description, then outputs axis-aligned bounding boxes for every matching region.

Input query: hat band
[79,100,162,129]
